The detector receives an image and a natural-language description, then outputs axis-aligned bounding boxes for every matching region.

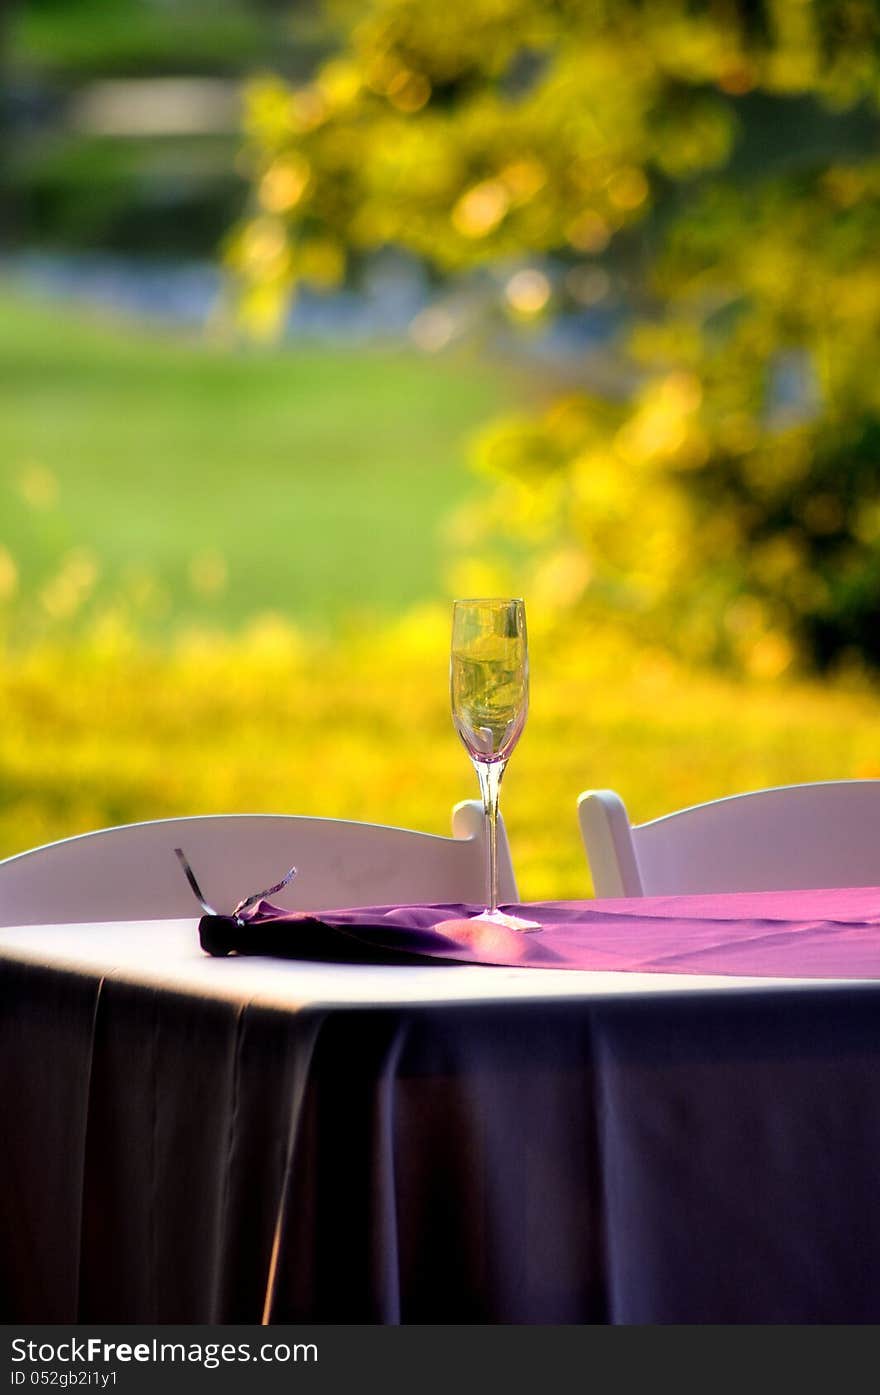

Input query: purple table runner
[199,883,880,979]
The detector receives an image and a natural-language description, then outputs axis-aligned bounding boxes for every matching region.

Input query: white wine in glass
[450,597,539,931]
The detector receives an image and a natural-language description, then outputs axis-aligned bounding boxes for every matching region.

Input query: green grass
[0,288,514,641]
[9,0,275,75]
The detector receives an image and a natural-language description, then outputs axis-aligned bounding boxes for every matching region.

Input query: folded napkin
[199,886,880,979]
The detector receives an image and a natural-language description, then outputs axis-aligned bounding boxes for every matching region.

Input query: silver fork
[174,847,297,925]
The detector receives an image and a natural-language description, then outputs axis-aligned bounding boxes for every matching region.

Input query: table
[3,907,880,1324]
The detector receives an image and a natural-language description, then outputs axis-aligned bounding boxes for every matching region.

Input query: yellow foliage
[3,616,880,902]
[259,156,311,214]
[0,548,18,601]
[452,180,511,238]
[242,75,298,147]
[226,0,880,676]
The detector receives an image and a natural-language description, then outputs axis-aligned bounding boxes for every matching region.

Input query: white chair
[578,781,880,897]
[0,801,517,926]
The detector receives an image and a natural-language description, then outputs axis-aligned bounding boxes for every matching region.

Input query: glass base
[469,909,542,933]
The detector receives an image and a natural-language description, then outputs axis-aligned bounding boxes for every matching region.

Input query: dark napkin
[199,901,566,966]
[197,907,464,966]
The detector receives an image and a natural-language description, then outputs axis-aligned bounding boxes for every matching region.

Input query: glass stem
[475,759,506,915]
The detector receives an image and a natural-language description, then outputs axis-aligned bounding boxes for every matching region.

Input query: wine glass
[451,597,539,931]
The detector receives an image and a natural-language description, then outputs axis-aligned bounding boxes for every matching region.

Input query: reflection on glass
[451,597,538,931]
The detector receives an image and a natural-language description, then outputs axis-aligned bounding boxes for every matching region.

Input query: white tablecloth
[2,916,879,1324]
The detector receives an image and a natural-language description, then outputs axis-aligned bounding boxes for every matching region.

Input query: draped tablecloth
[4,887,880,1325]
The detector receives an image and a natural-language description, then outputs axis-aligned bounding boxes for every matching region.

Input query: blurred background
[2,0,879,898]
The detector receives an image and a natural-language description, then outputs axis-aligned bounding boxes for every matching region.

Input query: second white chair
[0,801,516,927]
[578,780,880,897]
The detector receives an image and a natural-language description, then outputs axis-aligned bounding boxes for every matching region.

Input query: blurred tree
[229,0,880,676]
[4,0,335,255]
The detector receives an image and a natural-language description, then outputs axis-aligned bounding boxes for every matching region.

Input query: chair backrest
[578,781,880,897]
[0,800,517,926]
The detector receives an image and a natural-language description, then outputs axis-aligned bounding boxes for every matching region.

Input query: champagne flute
[450,597,539,931]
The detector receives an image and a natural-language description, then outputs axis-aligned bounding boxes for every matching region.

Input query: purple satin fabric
[236,883,880,978]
